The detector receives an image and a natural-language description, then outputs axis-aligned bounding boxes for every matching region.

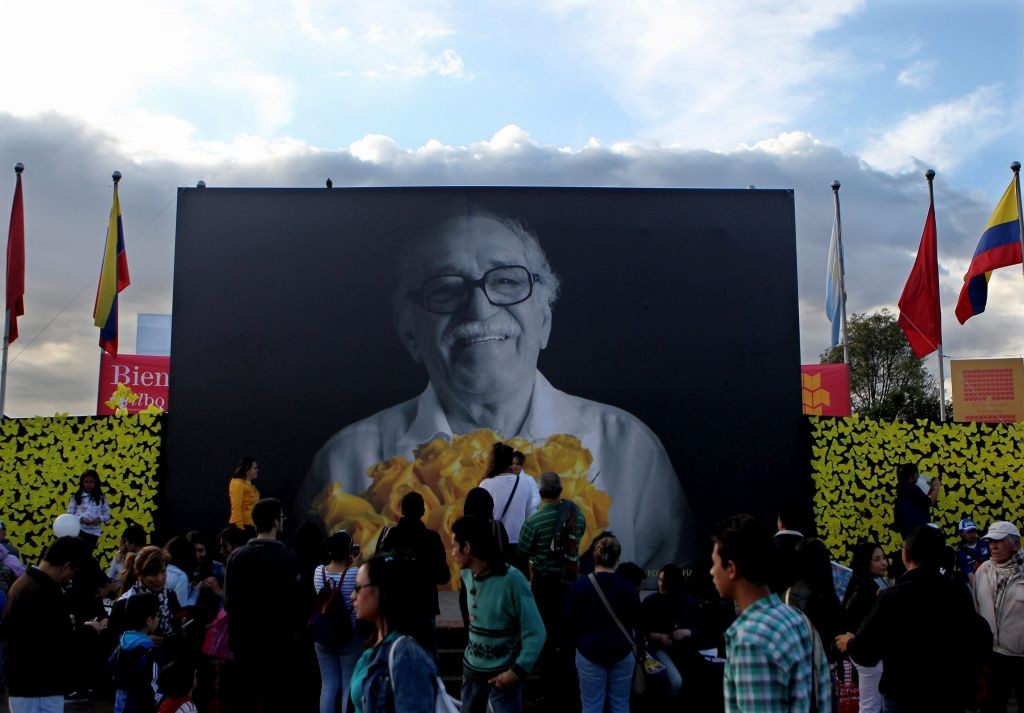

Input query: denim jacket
[360,633,438,713]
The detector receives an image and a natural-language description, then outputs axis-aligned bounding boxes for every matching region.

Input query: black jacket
[377,518,450,616]
[2,567,75,696]
[771,531,804,593]
[842,575,883,633]
[847,567,978,710]
[224,538,307,656]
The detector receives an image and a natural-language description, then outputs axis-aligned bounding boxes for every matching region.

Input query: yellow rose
[331,512,390,558]
[451,429,502,471]
[366,454,411,490]
[313,483,375,531]
[437,463,488,504]
[364,458,416,511]
[412,438,462,497]
[425,501,464,549]
[561,475,611,525]
[534,434,593,478]
[382,483,442,524]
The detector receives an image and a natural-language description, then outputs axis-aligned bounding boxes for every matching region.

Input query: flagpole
[925,169,947,421]
[0,162,24,418]
[1012,161,1023,277]
[831,180,849,365]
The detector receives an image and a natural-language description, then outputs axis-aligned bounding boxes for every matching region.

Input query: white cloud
[349,134,400,162]
[540,0,866,148]
[860,85,1009,173]
[362,48,470,80]
[291,0,469,80]
[897,60,936,89]
[743,131,824,156]
[482,125,536,152]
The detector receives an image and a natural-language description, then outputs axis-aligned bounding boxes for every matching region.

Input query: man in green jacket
[453,515,545,713]
[517,472,586,707]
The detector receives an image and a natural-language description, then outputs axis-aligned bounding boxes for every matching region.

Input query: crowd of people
[0,450,1021,713]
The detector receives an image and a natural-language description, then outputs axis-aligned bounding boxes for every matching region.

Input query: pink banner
[97,353,170,415]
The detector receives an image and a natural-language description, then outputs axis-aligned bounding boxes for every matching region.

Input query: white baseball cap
[982,521,1021,541]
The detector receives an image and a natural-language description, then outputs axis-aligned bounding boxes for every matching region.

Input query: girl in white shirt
[67,469,111,552]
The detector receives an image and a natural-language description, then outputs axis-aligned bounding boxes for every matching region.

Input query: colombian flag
[93,179,130,355]
[955,179,1021,324]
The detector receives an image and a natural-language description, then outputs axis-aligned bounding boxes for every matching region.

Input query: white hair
[391,210,561,327]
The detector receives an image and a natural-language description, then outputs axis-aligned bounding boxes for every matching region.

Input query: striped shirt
[313,565,358,630]
[516,500,586,577]
[723,593,833,713]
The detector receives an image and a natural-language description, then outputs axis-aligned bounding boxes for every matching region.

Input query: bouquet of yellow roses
[312,428,612,589]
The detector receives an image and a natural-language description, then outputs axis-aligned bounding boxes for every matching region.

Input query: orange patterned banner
[800,364,851,416]
[951,358,1024,423]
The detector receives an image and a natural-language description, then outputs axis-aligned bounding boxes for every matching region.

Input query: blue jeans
[652,648,683,698]
[8,697,64,713]
[461,673,523,713]
[315,639,363,713]
[575,650,633,713]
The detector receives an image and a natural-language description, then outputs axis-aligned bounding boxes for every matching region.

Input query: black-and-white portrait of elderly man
[299,210,695,571]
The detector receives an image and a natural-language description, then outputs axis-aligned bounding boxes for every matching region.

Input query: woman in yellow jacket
[229,456,260,536]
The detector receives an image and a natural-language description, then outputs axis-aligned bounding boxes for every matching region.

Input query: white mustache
[445,319,521,347]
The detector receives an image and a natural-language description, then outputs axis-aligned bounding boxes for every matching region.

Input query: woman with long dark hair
[839,541,890,713]
[641,563,703,702]
[228,456,260,537]
[479,442,539,571]
[348,554,439,713]
[67,469,111,552]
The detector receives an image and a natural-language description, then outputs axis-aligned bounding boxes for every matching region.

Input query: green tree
[820,309,945,421]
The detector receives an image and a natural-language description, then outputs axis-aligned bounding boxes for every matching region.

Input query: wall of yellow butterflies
[810,415,1024,566]
[2,412,1020,575]
[0,413,163,570]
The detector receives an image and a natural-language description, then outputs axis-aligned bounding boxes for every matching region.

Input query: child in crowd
[157,660,198,713]
[67,469,112,552]
[111,592,161,713]
[955,518,990,587]
[108,523,149,582]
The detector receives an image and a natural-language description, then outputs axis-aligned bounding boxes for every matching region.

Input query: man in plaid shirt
[711,514,832,713]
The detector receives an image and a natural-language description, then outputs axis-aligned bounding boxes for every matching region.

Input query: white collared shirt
[301,372,695,572]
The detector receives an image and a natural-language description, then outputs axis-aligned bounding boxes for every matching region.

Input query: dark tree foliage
[820,309,947,421]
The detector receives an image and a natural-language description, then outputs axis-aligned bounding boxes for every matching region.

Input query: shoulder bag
[587,573,664,695]
[498,475,521,523]
[388,634,461,712]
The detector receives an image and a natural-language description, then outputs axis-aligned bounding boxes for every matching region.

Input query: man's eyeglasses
[409,265,540,315]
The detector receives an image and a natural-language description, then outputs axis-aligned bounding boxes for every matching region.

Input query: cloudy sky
[0,0,1021,416]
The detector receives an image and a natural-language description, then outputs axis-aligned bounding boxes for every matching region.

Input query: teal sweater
[461,565,546,681]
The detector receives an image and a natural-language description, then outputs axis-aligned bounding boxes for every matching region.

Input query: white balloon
[53,513,81,538]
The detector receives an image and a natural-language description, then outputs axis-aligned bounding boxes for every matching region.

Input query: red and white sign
[97,353,170,415]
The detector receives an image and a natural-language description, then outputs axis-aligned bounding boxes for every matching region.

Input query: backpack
[549,500,581,582]
[309,565,353,647]
[110,642,159,713]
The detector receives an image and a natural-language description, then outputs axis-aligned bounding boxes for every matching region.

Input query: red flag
[898,202,941,358]
[6,167,25,343]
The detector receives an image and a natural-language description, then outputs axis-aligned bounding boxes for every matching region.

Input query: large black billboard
[166,187,802,574]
